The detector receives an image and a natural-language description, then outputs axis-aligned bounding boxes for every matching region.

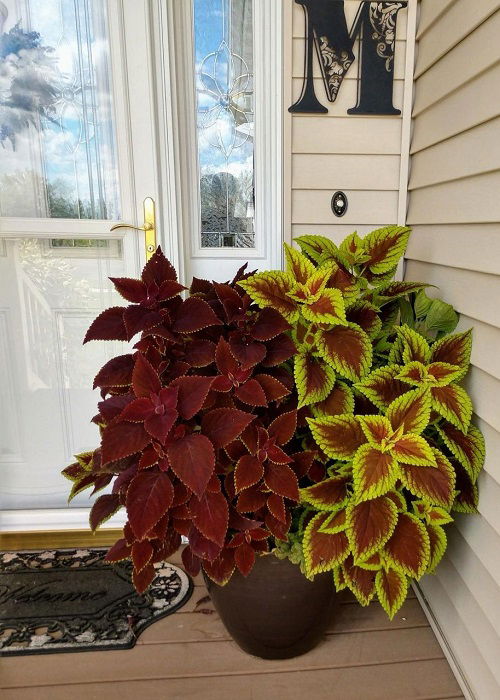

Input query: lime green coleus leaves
[306,390,440,505]
[242,229,484,620]
[239,243,349,327]
[359,325,474,432]
[239,228,414,406]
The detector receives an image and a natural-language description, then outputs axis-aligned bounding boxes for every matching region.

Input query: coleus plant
[62,248,322,592]
[63,226,484,621]
[239,226,485,619]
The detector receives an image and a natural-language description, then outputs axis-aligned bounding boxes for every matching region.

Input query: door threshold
[0,529,122,551]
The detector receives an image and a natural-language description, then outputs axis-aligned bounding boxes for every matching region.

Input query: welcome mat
[0,548,193,656]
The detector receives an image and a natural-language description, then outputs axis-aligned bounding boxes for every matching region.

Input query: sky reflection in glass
[194,0,255,248]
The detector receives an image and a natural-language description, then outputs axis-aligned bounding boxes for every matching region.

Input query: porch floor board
[0,553,464,700]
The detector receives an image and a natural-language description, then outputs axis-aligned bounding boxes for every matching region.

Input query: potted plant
[63,226,484,658]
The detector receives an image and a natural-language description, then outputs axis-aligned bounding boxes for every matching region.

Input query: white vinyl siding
[407,2,500,697]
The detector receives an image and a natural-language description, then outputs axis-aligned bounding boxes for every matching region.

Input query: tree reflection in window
[194,0,255,248]
[0,0,119,220]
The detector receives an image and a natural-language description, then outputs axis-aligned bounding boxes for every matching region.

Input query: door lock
[110,197,157,260]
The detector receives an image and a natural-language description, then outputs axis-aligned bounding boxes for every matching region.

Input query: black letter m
[289,0,407,115]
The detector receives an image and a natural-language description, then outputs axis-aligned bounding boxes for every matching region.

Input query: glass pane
[193,0,255,248]
[0,0,120,219]
[0,237,127,509]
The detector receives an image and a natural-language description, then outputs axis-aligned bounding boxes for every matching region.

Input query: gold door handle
[110,197,157,260]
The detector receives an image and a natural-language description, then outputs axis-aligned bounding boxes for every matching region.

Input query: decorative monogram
[290,0,407,115]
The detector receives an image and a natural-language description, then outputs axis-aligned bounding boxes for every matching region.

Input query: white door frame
[156,0,284,282]
[0,0,167,533]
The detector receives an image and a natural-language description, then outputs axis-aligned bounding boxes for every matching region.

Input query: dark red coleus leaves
[70,247,304,593]
[168,433,215,498]
[126,471,174,541]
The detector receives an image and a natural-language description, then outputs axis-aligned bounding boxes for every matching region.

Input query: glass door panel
[0,0,157,515]
[0,0,120,219]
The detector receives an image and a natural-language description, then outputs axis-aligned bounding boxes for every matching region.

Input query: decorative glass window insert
[0,0,120,219]
[193,0,255,248]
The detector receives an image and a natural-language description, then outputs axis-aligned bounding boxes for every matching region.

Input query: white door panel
[0,0,158,513]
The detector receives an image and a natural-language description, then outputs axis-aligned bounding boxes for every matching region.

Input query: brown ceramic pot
[203,554,338,659]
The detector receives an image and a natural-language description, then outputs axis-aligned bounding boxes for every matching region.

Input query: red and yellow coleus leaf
[326,263,359,303]
[346,495,398,563]
[376,280,432,303]
[352,444,399,501]
[202,549,235,586]
[384,512,430,579]
[283,241,315,284]
[430,384,473,433]
[294,234,343,265]
[437,422,485,482]
[333,565,348,591]
[301,264,334,299]
[105,538,132,564]
[339,231,366,266]
[342,555,377,606]
[426,523,447,573]
[294,351,336,409]
[311,382,355,418]
[318,508,347,534]
[357,415,393,447]
[316,323,373,382]
[238,271,299,322]
[392,434,437,467]
[452,461,479,514]
[356,414,436,467]
[250,307,291,342]
[303,512,350,576]
[254,374,291,403]
[397,361,463,388]
[431,329,472,379]
[362,225,411,275]
[397,325,431,364]
[300,476,349,512]
[356,552,383,571]
[399,448,456,508]
[355,365,409,410]
[301,287,348,325]
[346,302,382,338]
[84,306,128,343]
[62,462,87,484]
[307,414,365,460]
[386,389,431,436]
[412,500,453,526]
[375,567,408,620]
[201,408,255,448]
[93,354,134,390]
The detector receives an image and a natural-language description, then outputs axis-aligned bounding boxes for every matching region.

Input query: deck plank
[1,660,463,700]
[0,552,461,699]
[137,598,429,645]
[1,628,447,688]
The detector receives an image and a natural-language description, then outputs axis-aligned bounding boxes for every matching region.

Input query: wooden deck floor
[1,557,463,700]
